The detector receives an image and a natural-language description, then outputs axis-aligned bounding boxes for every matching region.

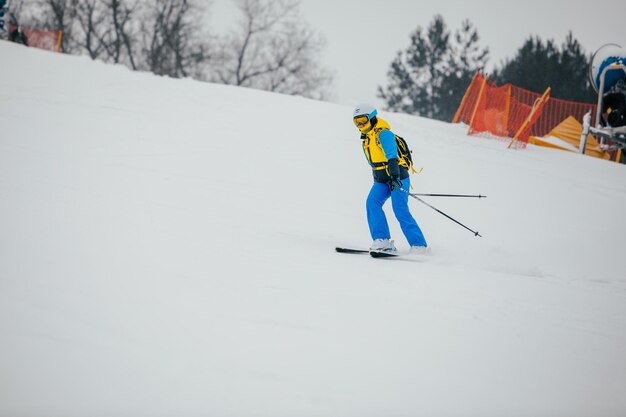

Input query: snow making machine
[581,44,626,156]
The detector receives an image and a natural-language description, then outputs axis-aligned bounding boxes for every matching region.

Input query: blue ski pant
[366,179,427,247]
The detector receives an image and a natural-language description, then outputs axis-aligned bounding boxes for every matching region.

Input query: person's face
[354,115,371,133]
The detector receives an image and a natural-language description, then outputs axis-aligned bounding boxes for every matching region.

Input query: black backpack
[395,135,416,174]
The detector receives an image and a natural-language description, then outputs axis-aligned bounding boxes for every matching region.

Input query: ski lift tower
[580,44,626,158]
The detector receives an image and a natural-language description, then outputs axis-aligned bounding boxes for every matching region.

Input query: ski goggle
[353,115,369,126]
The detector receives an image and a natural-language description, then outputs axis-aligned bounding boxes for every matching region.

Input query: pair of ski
[335,246,401,258]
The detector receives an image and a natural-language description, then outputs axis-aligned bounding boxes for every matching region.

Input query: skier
[8,17,28,46]
[353,103,428,255]
[9,26,28,45]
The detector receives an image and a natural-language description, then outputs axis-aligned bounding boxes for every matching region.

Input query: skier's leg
[391,178,427,247]
[366,182,391,240]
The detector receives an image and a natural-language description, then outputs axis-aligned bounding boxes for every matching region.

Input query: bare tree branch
[211,0,332,99]
[140,0,210,78]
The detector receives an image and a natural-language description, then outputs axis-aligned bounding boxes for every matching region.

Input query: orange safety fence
[509,86,551,147]
[7,24,62,52]
[453,72,552,147]
[453,73,622,161]
[532,96,596,137]
[453,72,484,128]
[455,72,599,138]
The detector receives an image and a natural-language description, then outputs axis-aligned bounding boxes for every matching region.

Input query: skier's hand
[388,176,403,191]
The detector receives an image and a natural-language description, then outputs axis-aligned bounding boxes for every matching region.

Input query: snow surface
[1,41,626,417]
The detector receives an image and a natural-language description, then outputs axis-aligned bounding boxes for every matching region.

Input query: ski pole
[409,193,487,199]
[400,188,483,237]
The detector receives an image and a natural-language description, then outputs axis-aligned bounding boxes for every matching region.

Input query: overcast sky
[211,0,625,109]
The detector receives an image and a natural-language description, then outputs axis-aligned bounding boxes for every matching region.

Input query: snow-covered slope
[1,41,626,417]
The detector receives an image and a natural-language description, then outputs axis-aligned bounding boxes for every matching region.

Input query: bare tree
[14,0,213,79]
[5,0,27,26]
[73,0,105,59]
[15,0,333,99]
[101,0,137,69]
[211,0,332,99]
[139,0,210,78]
[71,0,206,75]
[73,0,136,66]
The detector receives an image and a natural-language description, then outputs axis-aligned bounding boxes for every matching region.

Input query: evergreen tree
[439,19,489,121]
[378,15,449,119]
[378,16,488,121]
[558,32,595,102]
[493,32,594,102]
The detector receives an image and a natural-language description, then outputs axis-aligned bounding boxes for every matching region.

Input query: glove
[388,176,403,191]
[387,158,403,191]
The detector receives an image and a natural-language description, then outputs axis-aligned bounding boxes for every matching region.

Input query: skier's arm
[379,130,398,159]
[379,129,400,178]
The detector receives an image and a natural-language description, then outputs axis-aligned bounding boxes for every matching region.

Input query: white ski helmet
[353,103,378,132]
[353,103,378,121]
